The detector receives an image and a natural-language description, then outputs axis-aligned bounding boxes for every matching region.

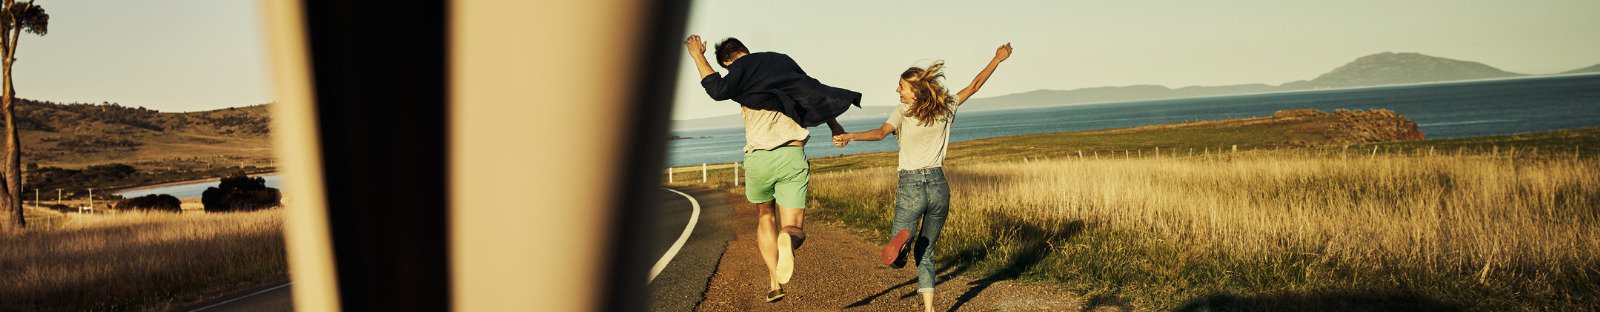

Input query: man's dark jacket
[700,52,861,127]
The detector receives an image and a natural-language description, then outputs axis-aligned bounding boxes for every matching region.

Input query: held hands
[993,43,1013,63]
[832,133,851,148]
[685,35,707,55]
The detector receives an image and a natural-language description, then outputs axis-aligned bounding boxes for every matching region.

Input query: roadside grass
[0,208,286,311]
[806,137,1599,310]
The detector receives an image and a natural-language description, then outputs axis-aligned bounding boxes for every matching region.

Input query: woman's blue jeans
[894,167,949,293]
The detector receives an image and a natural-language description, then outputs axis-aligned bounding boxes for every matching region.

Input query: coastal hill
[1280,52,1521,89]
[962,52,1524,111]
[676,52,1539,130]
[12,99,273,170]
[1562,63,1600,75]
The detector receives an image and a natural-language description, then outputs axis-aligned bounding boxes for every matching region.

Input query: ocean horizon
[667,74,1600,167]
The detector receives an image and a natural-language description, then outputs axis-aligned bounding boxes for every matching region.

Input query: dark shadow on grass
[1081,292,1130,312]
[946,213,1084,312]
[1173,291,1461,312]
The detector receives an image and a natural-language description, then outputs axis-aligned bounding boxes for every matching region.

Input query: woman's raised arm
[954,43,1012,105]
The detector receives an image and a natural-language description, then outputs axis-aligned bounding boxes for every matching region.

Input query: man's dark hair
[714,38,749,68]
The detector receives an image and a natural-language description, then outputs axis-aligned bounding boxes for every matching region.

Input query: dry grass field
[810,149,1597,310]
[0,208,286,311]
[668,125,1600,310]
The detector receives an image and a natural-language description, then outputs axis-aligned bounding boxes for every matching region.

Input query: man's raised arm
[686,35,743,101]
[685,35,718,79]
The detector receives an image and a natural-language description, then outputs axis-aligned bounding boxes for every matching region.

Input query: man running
[684,35,859,302]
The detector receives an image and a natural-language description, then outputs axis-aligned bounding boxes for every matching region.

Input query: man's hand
[994,43,1012,63]
[686,35,716,79]
[685,35,707,56]
[832,134,851,148]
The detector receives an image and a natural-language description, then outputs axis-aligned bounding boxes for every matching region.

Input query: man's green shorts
[743,146,809,209]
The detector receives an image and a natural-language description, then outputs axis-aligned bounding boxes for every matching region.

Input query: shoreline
[107,170,279,194]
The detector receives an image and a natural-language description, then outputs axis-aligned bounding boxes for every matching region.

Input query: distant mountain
[1562,63,1600,75]
[674,52,1537,130]
[1282,52,1521,89]
[671,114,740,130]
[960,52,1528,112]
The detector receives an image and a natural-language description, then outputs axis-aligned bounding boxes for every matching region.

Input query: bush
[117,194,182,213]
[41,204,77,214]
[202,173,281,212]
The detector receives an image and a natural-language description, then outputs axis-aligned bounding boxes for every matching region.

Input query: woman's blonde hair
[900,61,952,126]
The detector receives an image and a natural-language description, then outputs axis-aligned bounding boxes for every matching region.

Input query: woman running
[832,43,1012,311]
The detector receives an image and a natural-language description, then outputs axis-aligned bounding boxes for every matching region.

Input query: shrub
[116,194,182,213]
[202,173,281,212]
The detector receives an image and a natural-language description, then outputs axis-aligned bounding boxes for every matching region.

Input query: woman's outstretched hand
[994,43,1013,63]
[832,134,851,147]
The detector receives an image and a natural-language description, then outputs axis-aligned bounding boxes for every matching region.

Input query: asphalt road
[184,187,732,312]
[183,282,293,312]
[648,187,735,312]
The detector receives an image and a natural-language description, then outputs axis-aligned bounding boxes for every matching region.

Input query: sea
[667,74,1600,167]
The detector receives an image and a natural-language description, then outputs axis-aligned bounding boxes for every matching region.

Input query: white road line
[188,282,293,312]
[650,187,701,284]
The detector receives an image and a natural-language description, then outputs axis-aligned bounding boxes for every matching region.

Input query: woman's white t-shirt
[885,99,959,171]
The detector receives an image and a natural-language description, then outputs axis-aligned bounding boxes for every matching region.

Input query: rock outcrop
[1273,108,1425,145]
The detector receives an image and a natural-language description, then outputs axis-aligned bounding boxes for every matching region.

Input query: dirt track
[694,189,1110,311]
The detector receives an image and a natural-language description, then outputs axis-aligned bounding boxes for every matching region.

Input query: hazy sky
[6,1,1595,115]
[15,1,270,112]
[672,0,1600,120]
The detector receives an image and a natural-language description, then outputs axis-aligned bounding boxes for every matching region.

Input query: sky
[4,1,1595,115]
[672,0,1600,120]
[14,1,271,112]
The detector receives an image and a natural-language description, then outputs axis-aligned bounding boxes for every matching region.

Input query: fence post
[1370,146,1378,160]
[733,162,740,186]
[701,163,707,183]
[667,167,673,183]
